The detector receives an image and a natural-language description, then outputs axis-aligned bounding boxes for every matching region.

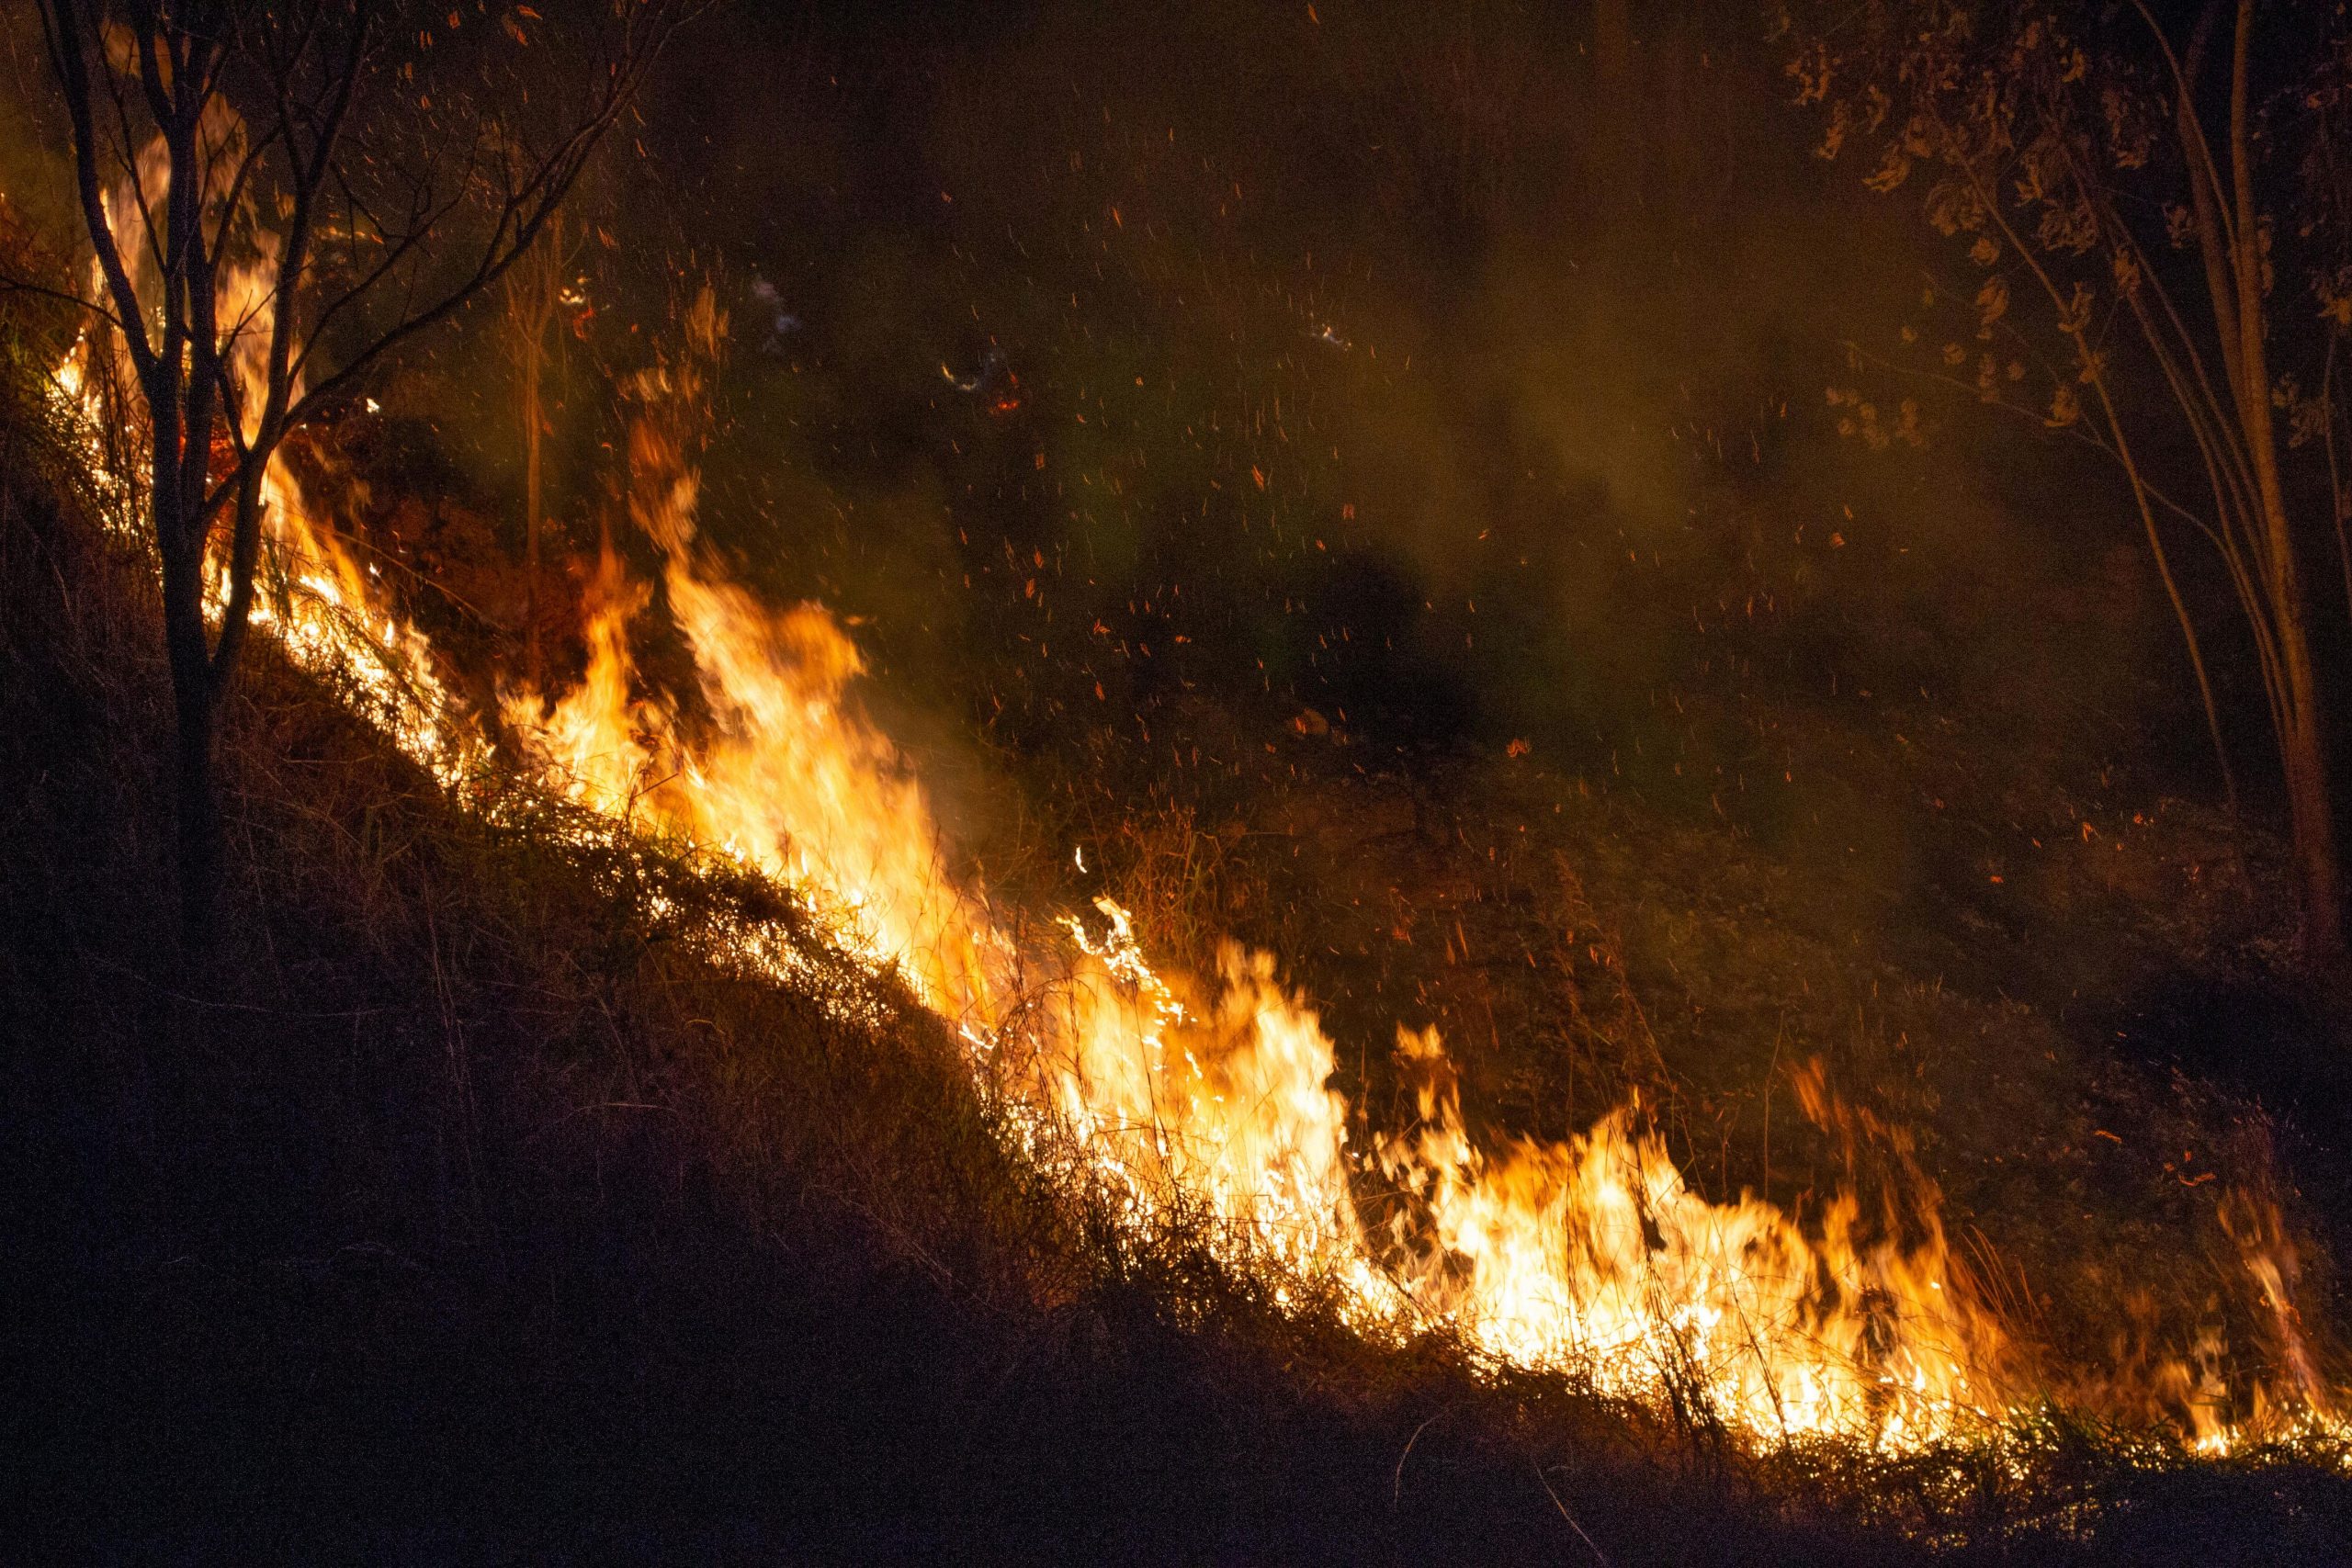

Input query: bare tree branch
[34,0,694,941]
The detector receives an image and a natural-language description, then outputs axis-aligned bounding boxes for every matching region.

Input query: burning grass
[0,448,1908,1562]
[6,420,2352,1561]
[472,289,2050,1456]
[8,213,2352,1553]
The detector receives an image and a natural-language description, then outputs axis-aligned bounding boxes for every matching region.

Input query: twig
[1392,1408,1443,1508]
[87,953,385,1018]
[1530,1456,1611,1566]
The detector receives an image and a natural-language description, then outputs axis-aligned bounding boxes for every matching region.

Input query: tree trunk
[159,507,220,947]
[2264,513,2343,964]
[523,334,543,689]
[2278,660,2343,964]
[2228,0,2344,963]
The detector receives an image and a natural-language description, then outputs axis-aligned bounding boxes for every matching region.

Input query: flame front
[67,99,479,782]
[56,123,2343,1456]
[486,288,2017,1449]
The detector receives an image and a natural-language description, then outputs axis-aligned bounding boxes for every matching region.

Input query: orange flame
[490,288,2022,1449]
[66,101,478,779]
[58,126,2346,1457]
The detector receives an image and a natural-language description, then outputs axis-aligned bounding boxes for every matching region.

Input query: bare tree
[26,0,687,943]
[1783,0,2352,965]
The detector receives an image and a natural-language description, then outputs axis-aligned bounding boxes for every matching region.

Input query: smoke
[590,1,2180,842]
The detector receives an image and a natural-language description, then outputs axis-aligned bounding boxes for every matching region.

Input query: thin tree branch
[38,0,157,380]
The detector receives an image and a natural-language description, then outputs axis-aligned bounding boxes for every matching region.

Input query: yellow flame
[482,289,2019,1449]
[62,102,481,784]
[59,131,2346,1459]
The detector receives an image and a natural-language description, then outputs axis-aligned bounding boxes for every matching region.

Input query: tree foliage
[1781,0,2352,963]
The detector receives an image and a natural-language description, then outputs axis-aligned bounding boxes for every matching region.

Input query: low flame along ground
[63,150,2349,1463]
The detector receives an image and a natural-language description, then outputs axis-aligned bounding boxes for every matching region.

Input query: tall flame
[67,100,480,779]
[490,288,2015,1448]
[57,123,2344,1458]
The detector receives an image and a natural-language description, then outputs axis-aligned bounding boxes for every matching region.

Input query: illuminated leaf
[1975,275,2009,329]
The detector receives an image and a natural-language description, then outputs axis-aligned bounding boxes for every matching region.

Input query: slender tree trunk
[2091,366,2239,814]
[2228,0,2343,963]
[2319,335,2352,626]
[523,333,543,689]
[508,224,564,692]
[2265,516,2343,964]
[2278,663,2342,964]
[158,492,220,945]
[171,671,220,943]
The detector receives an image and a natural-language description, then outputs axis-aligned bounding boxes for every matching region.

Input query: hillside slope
[2,407,2348,1562]
[0,443,1927,1563]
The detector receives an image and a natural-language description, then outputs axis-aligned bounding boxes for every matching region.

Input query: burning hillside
[56,232,2348,1459]
[11,2,2352,1560]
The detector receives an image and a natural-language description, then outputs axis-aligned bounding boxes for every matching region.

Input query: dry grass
[0,468,1895,1562]
[1,298,2346,1560]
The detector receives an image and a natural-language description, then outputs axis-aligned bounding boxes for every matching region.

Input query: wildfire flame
[67,100,481,782]
[488,288,2014,1450]
[59,130,2346,1462]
